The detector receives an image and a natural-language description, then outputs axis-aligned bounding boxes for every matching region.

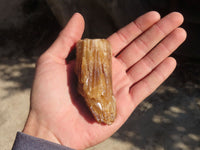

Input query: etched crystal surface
[75,39,116,125]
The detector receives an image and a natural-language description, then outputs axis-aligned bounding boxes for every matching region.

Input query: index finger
[107,11,160,56]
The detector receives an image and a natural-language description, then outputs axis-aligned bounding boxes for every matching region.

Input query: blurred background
[0,0,199,150]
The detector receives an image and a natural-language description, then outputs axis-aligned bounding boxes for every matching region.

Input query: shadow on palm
[66,60,97,124]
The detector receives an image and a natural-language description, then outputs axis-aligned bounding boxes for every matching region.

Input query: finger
[117,12,184,69]
[107,11,161,56]
[130,57,176,107]
[127,27,186,85]
[47,13,85,59]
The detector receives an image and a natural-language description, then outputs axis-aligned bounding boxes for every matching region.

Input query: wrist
[22,111,61,145]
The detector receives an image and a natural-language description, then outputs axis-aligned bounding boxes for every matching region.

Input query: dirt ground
[0,0,200,150]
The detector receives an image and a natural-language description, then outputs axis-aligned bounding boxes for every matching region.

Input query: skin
[23,11,187,149]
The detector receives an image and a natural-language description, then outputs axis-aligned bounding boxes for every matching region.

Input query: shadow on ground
[112,57,200,149]
[0,58,35,100]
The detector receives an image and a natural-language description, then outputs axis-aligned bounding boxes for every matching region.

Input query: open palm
[23,12,186,149]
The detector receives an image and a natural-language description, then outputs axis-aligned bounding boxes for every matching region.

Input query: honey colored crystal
[75,39,116,125]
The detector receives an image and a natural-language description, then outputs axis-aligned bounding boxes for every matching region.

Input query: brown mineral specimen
[75,39,116,125]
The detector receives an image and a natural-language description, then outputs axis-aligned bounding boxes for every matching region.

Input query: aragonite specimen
[75,39,116,125]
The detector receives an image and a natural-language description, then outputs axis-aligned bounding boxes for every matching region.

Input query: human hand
[23,12,186,149]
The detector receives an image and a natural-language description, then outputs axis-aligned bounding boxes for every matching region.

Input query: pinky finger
[130,57,176,107]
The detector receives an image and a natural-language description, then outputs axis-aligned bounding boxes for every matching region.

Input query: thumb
[47,13,85,59]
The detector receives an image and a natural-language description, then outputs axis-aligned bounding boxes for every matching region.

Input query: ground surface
[0,0,200,150]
